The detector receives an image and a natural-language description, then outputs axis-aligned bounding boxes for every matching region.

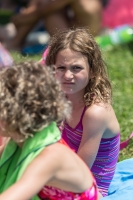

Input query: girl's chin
[62,89,74,94]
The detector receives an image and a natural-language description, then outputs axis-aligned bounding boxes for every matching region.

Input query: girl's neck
[66,92,85,110]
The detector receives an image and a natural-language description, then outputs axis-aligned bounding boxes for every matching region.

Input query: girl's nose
[64,69,73,80]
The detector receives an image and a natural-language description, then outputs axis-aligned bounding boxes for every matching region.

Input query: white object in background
[26,32,50,45]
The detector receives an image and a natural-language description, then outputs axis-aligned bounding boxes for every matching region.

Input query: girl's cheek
[55,73,60,80]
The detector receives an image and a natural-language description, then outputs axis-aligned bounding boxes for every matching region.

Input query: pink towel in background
[0,43,13,68]
[102,0,133,28]
[41,47,49,65]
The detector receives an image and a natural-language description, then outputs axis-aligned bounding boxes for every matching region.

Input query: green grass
[11,43,133,161]
[0,9,13,25]
[102,43,133,161]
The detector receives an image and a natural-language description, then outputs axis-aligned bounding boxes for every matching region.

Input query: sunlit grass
[102,44,133,161]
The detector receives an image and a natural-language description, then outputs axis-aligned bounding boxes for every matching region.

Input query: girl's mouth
[63,82,74,84]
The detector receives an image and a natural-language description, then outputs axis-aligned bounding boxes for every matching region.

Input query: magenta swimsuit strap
[80,106,86,123]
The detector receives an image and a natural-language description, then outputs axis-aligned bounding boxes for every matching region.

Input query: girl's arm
[0,147,60,200]
[77,104,107,168]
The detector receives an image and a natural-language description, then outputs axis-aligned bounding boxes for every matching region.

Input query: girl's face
[55,49,90,95]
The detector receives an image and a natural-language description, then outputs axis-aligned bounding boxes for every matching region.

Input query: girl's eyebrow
[57,64,83,67]
[56,65,66,67]
[71,64,83,67]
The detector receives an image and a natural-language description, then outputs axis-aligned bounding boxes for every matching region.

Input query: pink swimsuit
[62,107,120,196]
[38,139,98,200]
[38,183,98,200]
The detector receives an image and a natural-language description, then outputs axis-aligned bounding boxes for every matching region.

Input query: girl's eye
[56,66,65,71]
[72,66,82,70]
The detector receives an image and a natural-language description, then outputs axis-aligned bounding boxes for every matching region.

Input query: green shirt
[0,122,61,200]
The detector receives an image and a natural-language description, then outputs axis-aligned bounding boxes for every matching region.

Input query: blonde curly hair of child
[46,27,112,107]
[0,61,71,139]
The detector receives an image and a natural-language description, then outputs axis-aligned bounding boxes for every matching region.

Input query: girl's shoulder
[83,103,120,137]
[84,103,111,121]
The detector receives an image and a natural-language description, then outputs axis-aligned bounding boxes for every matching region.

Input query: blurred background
[0,0,133,54]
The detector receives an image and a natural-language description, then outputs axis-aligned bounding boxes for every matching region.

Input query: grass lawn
[11,43,133,161]
[102,43,133,161]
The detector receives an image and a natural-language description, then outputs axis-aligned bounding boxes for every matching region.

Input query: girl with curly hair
[41,27,120,197]
[0,42,13,153]
[0,61,99,200]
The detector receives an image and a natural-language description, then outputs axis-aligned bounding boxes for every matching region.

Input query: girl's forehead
[57,48,82,57]
[56,49,87,63]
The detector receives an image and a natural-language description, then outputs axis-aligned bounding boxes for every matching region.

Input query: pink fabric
[41,47,49,65]
[0,43,13,67]
[102,0,133,28]
[62,106,120,197]
[38,183,98,200]
[120,132,133,150]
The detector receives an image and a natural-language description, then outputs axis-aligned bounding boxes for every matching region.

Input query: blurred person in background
[1,0,103,51]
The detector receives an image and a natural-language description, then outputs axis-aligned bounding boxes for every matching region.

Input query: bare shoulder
[38,142,64,162]
[22,142,68,182]
[44,142,69,155]
[84,103,111,123]
[82,103,118,138]
[38,142,73,166]
[83,103,120,137]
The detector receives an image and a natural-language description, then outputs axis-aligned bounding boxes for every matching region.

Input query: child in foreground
[42,27,120,197]
[0,62,99,200]
[0,42,13,153]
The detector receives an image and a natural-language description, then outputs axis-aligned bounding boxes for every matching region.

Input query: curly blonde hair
[46,27,112,106]
[0,61,71,137]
